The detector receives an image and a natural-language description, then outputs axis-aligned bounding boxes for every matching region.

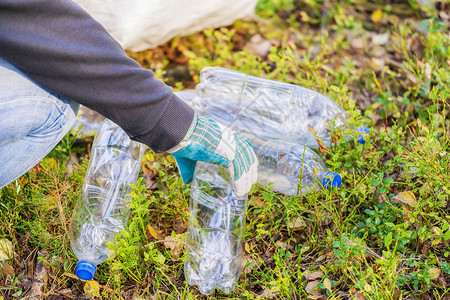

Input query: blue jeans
[0,57,80,188]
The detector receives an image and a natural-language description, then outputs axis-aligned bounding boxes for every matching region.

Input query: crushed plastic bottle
[69,119,145,280]
[184,161,247,295]
[250,135,341,196]
[191,67,369,147]
[176,91,342,196]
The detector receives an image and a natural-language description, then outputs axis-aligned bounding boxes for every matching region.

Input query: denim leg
[0,57,80,188]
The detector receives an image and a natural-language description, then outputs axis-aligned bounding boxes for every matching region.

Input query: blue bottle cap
[76,261,96,280]
[322,171,342,189]
[356,126,370,144]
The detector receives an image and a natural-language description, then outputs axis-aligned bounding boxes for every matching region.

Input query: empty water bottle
[184,162,247,295]
[175,91,342,196]
[249,136,341,196]
[69,119,145,280]
[193,67,369,147]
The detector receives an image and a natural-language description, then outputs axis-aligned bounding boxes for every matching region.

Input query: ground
[0,0,449,299]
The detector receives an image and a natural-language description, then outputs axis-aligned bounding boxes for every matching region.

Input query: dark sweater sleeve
[0,0,194,153]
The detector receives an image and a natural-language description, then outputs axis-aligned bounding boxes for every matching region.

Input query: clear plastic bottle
[175,92,342,196]
[69,119,145,280]
[249,136,341,196]
[184,161,247,295]
[192,67,370,147]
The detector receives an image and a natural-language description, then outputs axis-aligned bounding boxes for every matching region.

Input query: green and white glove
[168,113,258,196]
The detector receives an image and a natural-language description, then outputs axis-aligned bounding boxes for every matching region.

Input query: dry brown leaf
[0,238,15,261]
[29,252,48,299]
[250,198,264,207]
[371,32,390,45]
[0,264,14,278]
[163,235,182,258]
[355,291,367,300]
[275,240,291,250]
[305,280,320,293]
[318,143,329,155]
[315,254,327,263]
[331,134,340,143]
[299,11,310,22]
[351,38,365,51]
[391,191,418,208]
[259,287,278,299]
[63,272,79,280]
[424,63,432,82]
[371,45,386,57]
[304,270,324,281]
[428,267,441,280]
[323,278,332,292]
[371,57,385,71]
[307,290,325,300]
[288,217,306,230]
[308,125,329,154]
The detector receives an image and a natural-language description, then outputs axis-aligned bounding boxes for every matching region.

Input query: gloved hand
[168,113,258,196]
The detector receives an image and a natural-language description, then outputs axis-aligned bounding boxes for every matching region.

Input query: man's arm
[0,0,194,152]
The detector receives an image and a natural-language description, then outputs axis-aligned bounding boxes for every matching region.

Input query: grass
[1,0,450,299]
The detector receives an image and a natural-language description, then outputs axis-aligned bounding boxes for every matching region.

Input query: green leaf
[385,232,393,248]
[444,230,450,241]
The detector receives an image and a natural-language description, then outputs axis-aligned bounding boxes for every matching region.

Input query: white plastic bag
[74,0,257,51]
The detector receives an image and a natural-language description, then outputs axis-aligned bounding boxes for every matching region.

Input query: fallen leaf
[331,134,340,143]
[424,63,432,82]
[243,256,259,274]
[84,280,100,297]
[173,218,186,234]
[0,264,14,278]
[307,290,325,300]
[163,235,182,258]
[63,272,79,280]
[315,254,327,263]
[320,211,333,226]
[304,270,324,281]
[56,288,73,299]
[287,217,306,230]
[371,45,386,57]
[391,191,418,207]
[29,252,48,299]
[104,248,115,258]
[350,38,365,51]
[323,278,332,292]
[355,291,367,300]
[299,11,310,22]
[428,267,441,280]
[250,198,264,207]
[371,32,390,45]
[275,240,292,250]
[371,57,385,71]
[308,125,329,154]
[0,239,14,262]
[259,287,278,299]
[371,9,383,23]
[305,280,320,293]
[147,225,164,240]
